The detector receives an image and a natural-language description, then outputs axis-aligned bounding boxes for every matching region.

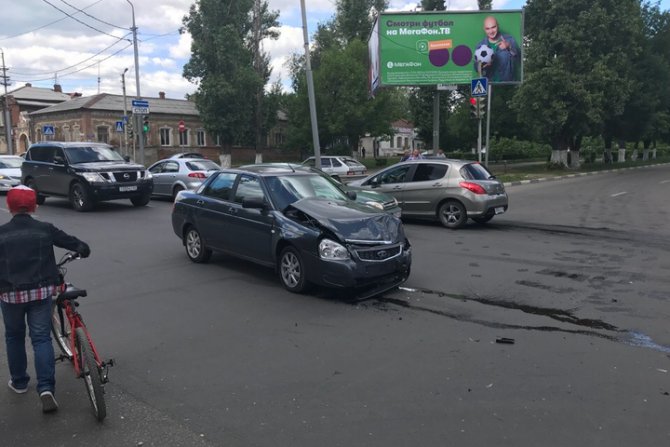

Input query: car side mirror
[53,155,65,165]
[369,178,380,187]
[346,190,357,201]
[242,197,267,209]
[124,155,131,162]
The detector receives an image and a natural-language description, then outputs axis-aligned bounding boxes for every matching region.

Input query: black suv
[21,142,153,211]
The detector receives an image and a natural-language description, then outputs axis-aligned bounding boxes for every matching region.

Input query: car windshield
[0,157,23,168]
[65,146,125,163]
[266,174,349,211]
[460,162,495,180]
[186,160,220,171]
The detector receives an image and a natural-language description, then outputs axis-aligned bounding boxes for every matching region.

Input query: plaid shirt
[0,285,59,304]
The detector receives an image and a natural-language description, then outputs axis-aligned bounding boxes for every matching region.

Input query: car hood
[71,162,146,172]
[287,198,403,243]
[0,168,22,177]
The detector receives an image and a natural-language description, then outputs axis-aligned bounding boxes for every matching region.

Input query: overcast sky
[1,0,666,100]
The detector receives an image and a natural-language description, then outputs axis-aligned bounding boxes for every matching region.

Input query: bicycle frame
[53,291,111,383]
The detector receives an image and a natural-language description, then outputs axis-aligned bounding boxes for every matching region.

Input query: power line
[13,42,133,83]
[0,0,104,41]
[10,33,132,76]
[58,0,126,30]
[41,0,122,39]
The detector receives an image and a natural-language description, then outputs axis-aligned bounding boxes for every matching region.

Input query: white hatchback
[0,155,24,191]
[301,156,367,177]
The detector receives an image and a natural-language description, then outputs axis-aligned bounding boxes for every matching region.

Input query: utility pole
[299,0,321,168]
[1,49,13,155]
[127,0,144,165]
[252,0,263,164]
[121,68,129,157]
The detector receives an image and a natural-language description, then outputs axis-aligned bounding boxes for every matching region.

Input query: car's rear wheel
[70,182,94,212]
[25,179,46,205]
[438,200,467,229]
[184,226,212,263]
[172,185,184,201]
[278,246,308,293]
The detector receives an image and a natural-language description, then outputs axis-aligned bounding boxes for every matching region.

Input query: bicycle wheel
[51,303,73,359]
[75,327,106,421]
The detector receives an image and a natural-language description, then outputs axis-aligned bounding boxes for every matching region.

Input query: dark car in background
[148,157,220,199]
[348,159,508,229]
[21,142,153,211]
[172,165,411,298]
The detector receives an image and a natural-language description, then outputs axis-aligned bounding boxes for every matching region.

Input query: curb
[503,162,670,188]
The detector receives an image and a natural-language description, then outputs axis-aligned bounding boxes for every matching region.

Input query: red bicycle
[51,252,113,421]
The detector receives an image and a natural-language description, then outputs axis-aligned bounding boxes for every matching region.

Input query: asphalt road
[1,164,669,447]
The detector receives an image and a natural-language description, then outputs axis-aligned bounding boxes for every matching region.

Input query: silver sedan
[148,158,221,199]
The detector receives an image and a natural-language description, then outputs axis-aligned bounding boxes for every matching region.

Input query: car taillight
[459,181,487,194]
[188,172,206,179]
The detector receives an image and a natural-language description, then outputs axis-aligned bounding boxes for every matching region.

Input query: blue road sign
[471,77,488,97]
[115,121,125,132]
[131,99,149,107]
[42,125,55,136]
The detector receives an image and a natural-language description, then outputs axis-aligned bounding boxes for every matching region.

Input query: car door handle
[392,186,403,190]
[227,207,238,214]
[432,182,442,187]
[196,199,205,205]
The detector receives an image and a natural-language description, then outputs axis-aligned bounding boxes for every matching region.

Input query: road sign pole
[477,115,483,163]
[485,84,492,166]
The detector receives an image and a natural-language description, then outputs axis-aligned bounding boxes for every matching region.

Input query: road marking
[661,180,670,184]
[611,191,627,197]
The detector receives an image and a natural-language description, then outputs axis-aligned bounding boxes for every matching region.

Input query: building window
[390,137,394,148]
[160,128,171,146]
[396,136,402,148]
[197,129,206,146]
[274,131,283,146]
[62,125,70,142]
[179,129,189,146]
[97,126,109,143]
[404,137,409,148]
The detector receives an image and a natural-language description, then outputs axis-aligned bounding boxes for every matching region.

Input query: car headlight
[81,172,107,183]
[365,201,384,210]
[319,238,350,260]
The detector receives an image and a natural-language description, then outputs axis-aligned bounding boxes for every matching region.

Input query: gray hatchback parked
[348,159,508,229]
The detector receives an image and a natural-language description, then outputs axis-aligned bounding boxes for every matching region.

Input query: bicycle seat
[58,285,88,301]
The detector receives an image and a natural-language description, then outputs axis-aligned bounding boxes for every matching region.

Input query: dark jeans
[1,298,55,394]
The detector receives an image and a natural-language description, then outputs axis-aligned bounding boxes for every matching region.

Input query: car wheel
[25,179,46,205]
[472,214,494,224]
[184,226,212,263]
[438,200,467,229]
[70,182,94,212]
[278,246,308,293]
[130,193,151,207]
[172,185,184,200]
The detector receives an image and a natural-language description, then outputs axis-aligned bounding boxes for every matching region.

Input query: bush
[489,138,551,162]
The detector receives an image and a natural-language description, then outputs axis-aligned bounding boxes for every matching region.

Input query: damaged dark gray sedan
[171,165,411,298]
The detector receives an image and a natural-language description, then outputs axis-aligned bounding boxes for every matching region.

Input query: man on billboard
[475,15,520,82]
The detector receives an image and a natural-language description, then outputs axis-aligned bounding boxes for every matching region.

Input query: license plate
[494,206,505,215]
[119,185,138,192]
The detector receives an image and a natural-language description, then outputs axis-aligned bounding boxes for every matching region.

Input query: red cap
[7,185,37,214]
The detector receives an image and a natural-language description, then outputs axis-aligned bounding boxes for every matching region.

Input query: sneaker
[8,379,28,394]
[40,391,58,413]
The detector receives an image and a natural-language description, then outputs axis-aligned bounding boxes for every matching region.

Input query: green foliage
[182,0,279,149]
[489,138,551,162]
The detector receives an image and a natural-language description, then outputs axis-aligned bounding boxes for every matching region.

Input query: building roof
[30,93,199,117]
[392,119,415,129]
[4,85,72,102]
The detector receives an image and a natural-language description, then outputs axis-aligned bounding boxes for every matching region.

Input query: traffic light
[469,97,486,119]
[469,97,479,119]
[142,116,149,133]
[127,121,134,140]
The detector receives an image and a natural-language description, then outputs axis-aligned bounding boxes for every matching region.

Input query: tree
[182,0,278,165]
[513,0,644,167]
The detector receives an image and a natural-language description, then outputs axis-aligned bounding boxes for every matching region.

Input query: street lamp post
[1,49,13,155]
[126,0,144,165]
[121,68,129,157]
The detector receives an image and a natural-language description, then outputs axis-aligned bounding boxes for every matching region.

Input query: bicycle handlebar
[58,252,82,268]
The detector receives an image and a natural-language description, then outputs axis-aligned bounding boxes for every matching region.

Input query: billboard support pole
[485,84,492,165]
[432,91,440,153]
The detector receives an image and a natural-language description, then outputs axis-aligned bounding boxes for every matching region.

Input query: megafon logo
[387,61,394,69]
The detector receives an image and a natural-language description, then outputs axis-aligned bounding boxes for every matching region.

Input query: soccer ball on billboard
[474,45,493,66]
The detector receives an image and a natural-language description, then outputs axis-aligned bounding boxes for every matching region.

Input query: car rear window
[342,158,363,167]
[186,160,220,171]
[460,163,494,180]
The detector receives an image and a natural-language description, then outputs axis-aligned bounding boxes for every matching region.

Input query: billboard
[371,10,523,91]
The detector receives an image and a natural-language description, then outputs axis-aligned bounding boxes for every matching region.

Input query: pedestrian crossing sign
[116,121,125,132]
[42,125,55,136]
[471,77,488,97]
